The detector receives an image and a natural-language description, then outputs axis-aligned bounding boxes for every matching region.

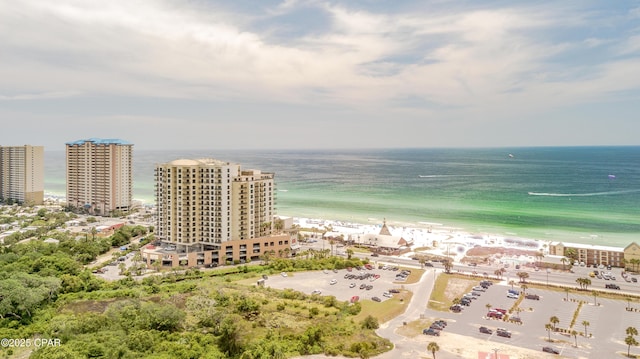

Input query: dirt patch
[444,277,475,301]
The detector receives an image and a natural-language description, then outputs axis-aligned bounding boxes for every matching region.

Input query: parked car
[371,296,381,302]
[606,284,621,290]
[525,294,540,300]
[383,291,393,298]
[449,304,462,312]
[507,293,519,299]
[434,320,447,327]
[389,288,400,293]
[496,328,512,338]
[633,277,638,283]
[487,311,503,319]
[424,262,434,267]
[349,283,356,288]
[542,346,560,354]
[423,328,440,336]
[329,279,337,285]
[509,316,522,324]
[312,290,322,295]
[281,272,288,277]
[479,326,493,334]
[350,295,359,303]
[494,308,507,314]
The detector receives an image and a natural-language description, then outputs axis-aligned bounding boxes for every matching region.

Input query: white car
[383,291,393,298]
[349,283,356,288]
[281,272,288,277]
[330,279,337,285]
[312,289,321,295]
[507,293,519,299]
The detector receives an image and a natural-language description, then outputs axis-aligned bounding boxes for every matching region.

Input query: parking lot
[264,265,410,302]
[433,277,637,358]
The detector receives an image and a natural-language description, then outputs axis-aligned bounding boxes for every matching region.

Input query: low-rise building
[549,241,625,267]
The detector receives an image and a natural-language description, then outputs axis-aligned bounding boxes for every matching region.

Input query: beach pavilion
[360,220,413,255]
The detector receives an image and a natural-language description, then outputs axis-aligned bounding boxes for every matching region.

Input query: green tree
[361,315,379,329]
[427,342,440,359]
[218,316,244,357]
[571,329,578,347]
[517,271,529,283]
[346,248,354,260]
[550,316,560,330]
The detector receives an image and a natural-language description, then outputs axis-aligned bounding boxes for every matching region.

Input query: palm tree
[582,320,590,337]
[626,327,638,337]
[545,323,553,342]
[486,303,492,312]
[592,291,599,306]
[442,260,452,274]
[494,269,503,279]
[508,280,516,290]
[346,248,354,260]
[564,287,570,301]
[427,342,440,359]
[627,297,633,311]
[549,316,560,330]
[561,257,568,271]
[626,335,638,357]
[571,330,578,347]
[517,271,529,283]
[520,284,528,296]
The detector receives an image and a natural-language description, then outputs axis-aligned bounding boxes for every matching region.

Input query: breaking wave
[527,189,640,197]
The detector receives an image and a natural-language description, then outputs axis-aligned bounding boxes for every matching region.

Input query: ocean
[44,147,640,247]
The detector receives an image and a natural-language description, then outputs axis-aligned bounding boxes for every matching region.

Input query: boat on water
[508,154,514,158]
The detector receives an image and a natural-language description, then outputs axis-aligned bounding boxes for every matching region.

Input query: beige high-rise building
[66,138,132,216]
[0,145,44,205]
[148,158,289,267]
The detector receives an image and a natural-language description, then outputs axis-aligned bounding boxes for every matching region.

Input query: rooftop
[65,138,132,146]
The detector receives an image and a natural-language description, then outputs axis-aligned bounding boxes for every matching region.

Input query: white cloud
[1,0,639,134]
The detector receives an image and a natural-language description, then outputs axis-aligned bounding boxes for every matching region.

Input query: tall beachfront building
[146,158,290,267]
[65,138,133,216]
[0,145,44,205]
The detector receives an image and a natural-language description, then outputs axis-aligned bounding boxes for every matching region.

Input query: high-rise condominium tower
[155,158,275,251]
[0,145,44,205]
[66,138,132,215]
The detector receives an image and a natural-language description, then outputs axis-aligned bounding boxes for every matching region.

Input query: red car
[350,296,359,303]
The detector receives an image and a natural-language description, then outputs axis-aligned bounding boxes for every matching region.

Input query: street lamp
[546,268,550,286]
[492,348,500,359]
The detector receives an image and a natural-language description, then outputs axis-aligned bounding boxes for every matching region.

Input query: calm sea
[44,147,640,247]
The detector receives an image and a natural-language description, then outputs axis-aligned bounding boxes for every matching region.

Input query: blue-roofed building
[66,138,133,216]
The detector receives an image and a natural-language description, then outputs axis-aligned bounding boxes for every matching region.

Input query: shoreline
[42,193,636,250]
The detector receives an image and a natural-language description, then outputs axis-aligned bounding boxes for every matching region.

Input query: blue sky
[1,0,639,150]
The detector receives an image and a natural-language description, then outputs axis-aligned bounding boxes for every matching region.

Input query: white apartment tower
[0,145,44,205]
[66,138,133,215]
[155,158,275,251]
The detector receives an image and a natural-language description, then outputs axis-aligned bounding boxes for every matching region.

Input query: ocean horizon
[44,146,640,248]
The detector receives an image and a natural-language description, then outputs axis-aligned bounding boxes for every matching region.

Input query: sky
[1,0,640,150]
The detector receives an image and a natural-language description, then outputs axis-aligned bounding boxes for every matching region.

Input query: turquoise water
[44,147,640,247]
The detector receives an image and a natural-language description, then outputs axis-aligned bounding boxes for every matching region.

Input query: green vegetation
[0,206,392,359]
